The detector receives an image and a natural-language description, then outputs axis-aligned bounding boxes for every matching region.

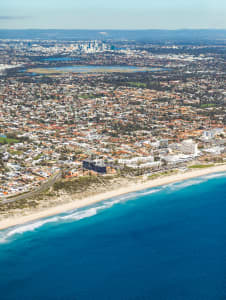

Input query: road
[0,170,62,205]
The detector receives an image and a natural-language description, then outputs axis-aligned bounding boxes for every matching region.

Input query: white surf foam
[108,188,162,204]
[0,199,124,242]
[101,199,121,209]
[61,207,97,221]
[168,171,226,191]
[167,179,204,191]
[137,188,162,197]
[203,172,226,180]
[0,186,167,243]
[2,172,224,242]
[2,216,59,239]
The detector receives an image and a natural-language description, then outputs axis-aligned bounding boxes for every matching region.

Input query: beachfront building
[181,139,198,156]
[162,154,194,166]
[202,146,225,155]
[118,156,154,167]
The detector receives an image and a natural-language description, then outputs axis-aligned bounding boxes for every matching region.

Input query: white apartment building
[181,139,198,156]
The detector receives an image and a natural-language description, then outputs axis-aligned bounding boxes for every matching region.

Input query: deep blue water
[0,172,226,300]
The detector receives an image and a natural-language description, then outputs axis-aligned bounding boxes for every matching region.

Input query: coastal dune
[0,164,225,231]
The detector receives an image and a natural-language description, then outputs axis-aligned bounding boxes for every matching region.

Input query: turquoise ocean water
[0,172,226,300]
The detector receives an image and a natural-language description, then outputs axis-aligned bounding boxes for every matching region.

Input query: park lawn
[188,164,215,169]
[0,137,19,144]
[127,82,147,88]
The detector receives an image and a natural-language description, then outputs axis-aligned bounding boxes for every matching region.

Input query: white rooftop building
[203,146,225,155]
[202,128,224,140]
[181,139,198,156]
[118,156,154,167]
[162,154,194,165]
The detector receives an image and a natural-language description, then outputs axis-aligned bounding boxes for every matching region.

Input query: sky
[0,0,226,30]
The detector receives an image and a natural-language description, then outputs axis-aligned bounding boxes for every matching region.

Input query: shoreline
[0,164,225,231]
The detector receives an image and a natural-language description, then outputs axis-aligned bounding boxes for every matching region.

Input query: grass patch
[34,153,43,160]
[53,174,116,193]
[200,103,216,108]
[79,93,102,99]
[148,174,159,180]
[9,150,23,155]
[127,82,147,88]
[188,164,215,169]
[148,169,177,180]
[0,137,19,144]
[53,175,104,193]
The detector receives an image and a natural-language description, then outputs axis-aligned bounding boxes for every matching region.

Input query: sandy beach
[0,164,225,231]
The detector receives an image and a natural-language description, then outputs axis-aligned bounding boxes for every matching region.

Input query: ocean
[0,172,225,300]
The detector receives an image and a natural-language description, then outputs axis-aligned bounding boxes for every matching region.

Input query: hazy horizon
[1,28,226,30]
[1,0,226,30]
[1,28,225,42]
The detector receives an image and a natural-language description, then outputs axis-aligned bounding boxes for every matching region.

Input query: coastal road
[0,171,62,205]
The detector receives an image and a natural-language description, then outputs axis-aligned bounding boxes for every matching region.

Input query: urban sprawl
[0,38,225,199]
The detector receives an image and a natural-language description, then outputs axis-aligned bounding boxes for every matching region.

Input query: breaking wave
[0,194,141,242]
[0,172,225,243]
[202,172,226,180]
[166,171,226,191]
[0,188,163,243]
[167,179,204,191]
